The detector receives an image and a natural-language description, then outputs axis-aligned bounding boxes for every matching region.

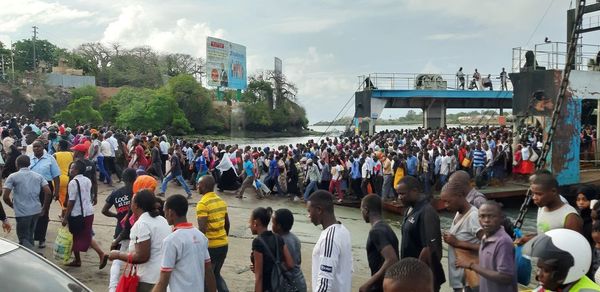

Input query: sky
[1,0,599,123]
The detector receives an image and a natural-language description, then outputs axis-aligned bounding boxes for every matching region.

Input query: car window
[0,248,89,292]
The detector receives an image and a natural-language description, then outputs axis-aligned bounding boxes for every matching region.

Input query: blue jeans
[97,156,112,184]
[303,181,318,201]
[16,214,39,249]
[161,173,192,195]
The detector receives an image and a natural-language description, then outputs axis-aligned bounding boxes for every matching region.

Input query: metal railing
[512,41,600,72]
[357,72,513,91]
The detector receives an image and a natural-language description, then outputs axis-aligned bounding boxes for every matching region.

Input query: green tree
[71,85,100,106]
[31,99,53,120]
[107,46,163,88]
[13,39,61,72]
[166,74,214,131]
[54,96,102,125]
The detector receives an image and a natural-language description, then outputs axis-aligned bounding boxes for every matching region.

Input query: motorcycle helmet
[523,228,591,284]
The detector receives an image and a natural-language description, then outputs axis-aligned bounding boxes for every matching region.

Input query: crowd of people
[0,116,600,291]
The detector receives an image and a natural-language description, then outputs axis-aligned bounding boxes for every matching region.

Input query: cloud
[424,33,482,41]
[101,5,224,58]
[270,17,342,34]
[0,0,93,33]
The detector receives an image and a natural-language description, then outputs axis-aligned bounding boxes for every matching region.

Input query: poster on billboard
[206,36,247,90]
[274,57,282,76]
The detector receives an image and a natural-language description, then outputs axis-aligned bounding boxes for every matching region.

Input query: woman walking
[249,207,294,292]
[61,160,108,269]
[109,189,170,292]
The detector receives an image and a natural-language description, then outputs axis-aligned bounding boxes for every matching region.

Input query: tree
[267,71,297,109]
[12,39,61,72]
[115,91,192,134]
[54,96,102,126]
[161,53,204,79]
[166,74,214,131]
[31,99,53,120]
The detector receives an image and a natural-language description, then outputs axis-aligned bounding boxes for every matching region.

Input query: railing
[357,72,513,91]
[512,41,600,72]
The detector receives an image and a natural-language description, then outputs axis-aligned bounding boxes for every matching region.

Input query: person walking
[102,168,137,292]
[152,194,217,292]
[307,190,353,292]
[61,160,108,269]
[360,194,399,292]
[272,208,307,292]
[29,140,60,249]
[109,190,171,292]
[249,207,294,292]
[303,159,320,202]
[456,67,465,90]
[197,175,230,292]
[158,148,193,199]
[2,155,51,249]
[396,176,446,292]
[235,154,262,199]
[53,140,73,213]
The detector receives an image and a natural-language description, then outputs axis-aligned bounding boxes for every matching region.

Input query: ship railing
[357,72,513,92]
[512,41,600,72]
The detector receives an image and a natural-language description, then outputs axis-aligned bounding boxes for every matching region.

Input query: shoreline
[180,129,324,141]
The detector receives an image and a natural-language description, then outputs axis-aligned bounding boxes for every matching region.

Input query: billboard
[206,36,247,90]
[274,57,282,76]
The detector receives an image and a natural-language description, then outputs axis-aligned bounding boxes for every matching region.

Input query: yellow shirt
[196,192,228,248]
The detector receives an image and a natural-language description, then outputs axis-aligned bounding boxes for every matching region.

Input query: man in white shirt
[100,135,114,186]
[105,131,122,182]
[159,137,170,174]
[153,194,216,292]
[307,190,353,292]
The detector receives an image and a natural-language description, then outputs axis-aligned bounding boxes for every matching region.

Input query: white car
[0,238,92,292]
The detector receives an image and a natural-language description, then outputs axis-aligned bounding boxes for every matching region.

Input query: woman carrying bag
[109,189,170,292]
[61,160,108,268]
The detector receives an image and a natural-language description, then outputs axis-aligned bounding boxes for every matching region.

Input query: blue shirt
[269,159,279,177]
[472,150,486,167]
[406,156,418,176]
[351,160,361,179]
[3,168,48,217]
[244,160,254,177]
[29,153,61,181]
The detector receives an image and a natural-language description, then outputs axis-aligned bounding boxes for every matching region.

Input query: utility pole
[10,41,14,84]
[1,55,5,80]
[32,25,38,71]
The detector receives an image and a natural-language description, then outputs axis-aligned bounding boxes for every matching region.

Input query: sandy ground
[0,181,465,292]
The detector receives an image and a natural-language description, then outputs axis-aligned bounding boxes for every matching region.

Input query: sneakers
[293,196,302,202]
[187,193,192,199]
[157,193,165,197]
[337,199,343,203]
[38,241,46,249]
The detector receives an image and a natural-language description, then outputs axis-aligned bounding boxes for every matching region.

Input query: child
[272,208,307,292]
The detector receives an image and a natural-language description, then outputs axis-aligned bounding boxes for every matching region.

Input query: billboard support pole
[236,89,241,102]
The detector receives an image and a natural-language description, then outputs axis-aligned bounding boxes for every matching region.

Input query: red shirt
[135,145,149,167]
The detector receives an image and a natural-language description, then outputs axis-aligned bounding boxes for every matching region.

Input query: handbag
[529,149,539,162]
[116,253,139,292]
[461,158,472,168]
[67,179,85,235]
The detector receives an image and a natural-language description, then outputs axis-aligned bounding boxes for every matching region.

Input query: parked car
[0,237,91,292]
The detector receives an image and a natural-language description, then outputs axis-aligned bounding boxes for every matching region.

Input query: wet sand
[2,181,468,291]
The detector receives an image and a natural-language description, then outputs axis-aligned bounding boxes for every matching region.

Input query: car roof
[0,238,19,255]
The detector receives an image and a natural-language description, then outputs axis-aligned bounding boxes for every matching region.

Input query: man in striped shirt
[472,144,487,178]
[308,190,353,292]
[197,175,230,292]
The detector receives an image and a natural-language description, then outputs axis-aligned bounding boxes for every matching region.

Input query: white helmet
[523,228,591,284]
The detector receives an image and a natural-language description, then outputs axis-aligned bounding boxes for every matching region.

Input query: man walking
[235,154,262,199]
[396,176,445,292]
[158,148,193,199]
[197,176,230,292]
[360,194,399,292]
[29,140,60,248]
[153,194,216,292]
[3,155,52,249]
[307,190,353,292]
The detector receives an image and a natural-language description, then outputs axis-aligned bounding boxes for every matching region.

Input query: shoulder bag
[67,179,85,235]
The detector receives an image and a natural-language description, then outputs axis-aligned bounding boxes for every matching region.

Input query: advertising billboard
[206,36,247,90]
[274,57,282,76]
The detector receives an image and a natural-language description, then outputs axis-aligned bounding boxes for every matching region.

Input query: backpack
[257,235,293,292]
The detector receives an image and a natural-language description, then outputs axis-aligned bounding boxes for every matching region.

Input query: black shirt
[151,147,161,164]
[401,197,446,290]
[252,231,285,292]
[170,155,182,176]
[366,221,399,292]
[105,186,132,238]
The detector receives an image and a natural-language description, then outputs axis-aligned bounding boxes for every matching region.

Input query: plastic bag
[53,226,73,264]
[514,228,532,285]
[116,254,139,292]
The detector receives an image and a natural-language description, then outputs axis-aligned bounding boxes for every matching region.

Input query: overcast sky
[1,0,599,123]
